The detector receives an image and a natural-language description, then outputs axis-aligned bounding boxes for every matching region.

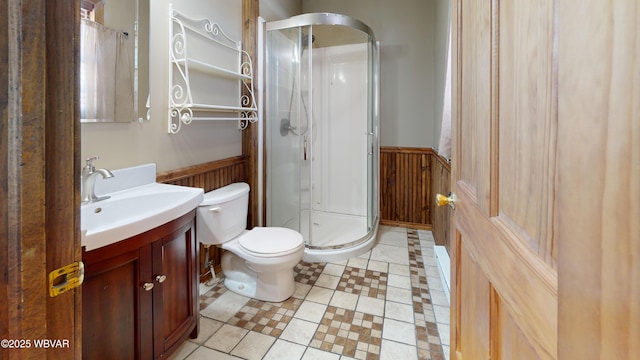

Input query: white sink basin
[82,183,204,251]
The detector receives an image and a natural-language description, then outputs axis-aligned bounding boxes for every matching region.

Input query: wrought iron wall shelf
[168,4,257,134]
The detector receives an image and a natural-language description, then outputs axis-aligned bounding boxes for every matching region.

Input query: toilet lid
[238,227,304,257]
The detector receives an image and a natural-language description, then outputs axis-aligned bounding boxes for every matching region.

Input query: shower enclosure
[265,13,379,262]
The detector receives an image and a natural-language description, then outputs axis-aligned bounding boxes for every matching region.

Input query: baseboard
[380,219,432,230]
[434,245,451,304]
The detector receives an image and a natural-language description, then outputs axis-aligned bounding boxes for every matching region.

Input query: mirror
[80,0,149,123]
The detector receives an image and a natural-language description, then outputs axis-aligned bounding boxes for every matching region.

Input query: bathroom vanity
[80,163,203,359]
[82,210,198,359]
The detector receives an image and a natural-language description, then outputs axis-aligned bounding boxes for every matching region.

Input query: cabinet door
[152,219,198,357]
[82,247,153,360]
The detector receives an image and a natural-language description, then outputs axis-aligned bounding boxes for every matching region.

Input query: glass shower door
[265,27,311,242]
[267,14,379,256]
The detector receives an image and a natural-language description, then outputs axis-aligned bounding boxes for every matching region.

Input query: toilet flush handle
[208,207,222,212]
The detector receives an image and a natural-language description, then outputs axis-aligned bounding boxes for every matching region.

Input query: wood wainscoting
[157,156,247,282]
[380,147,431,228]
[380,147,451,252]
[158,149,453,282]
[430,152,452,250]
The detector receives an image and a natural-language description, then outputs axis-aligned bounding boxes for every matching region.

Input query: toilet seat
[238,227,304,258]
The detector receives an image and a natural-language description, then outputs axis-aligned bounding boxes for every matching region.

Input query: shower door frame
[265,13,379,250]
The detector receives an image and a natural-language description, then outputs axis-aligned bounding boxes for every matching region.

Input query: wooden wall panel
[380,150,396,223]
[380,147,432,230]
[430,153,452,250]
[242,0,259,229]
[157,156,247,281]
[2,1,79,357]
[160,147,456,280]
[156,156,247,192]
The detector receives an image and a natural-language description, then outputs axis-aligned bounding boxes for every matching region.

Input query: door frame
[1,0,80,358]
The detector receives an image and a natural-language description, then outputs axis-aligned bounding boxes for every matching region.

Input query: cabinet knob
[155,275,167,283]
[142,282,154,291]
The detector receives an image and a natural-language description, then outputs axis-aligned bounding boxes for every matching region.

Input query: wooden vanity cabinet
[82,210,199,360]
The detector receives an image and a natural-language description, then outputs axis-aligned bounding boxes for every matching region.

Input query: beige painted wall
[433,0,451,154]
[272,0,452,148]
[260,0,302,21]
[81,0,243,173]
[82,0,451,172]
[302,0,445,148]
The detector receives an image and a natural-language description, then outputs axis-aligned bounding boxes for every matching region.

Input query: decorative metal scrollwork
[167,4,258,134]
[168,107,193,134]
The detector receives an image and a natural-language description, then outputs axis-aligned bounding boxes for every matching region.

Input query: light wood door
[451,0,639,359]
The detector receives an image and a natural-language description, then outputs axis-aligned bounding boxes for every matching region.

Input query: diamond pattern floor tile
[187,228,447,360]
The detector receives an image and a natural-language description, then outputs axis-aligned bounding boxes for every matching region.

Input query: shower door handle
[303,135,308,160]
[365,132,374,155]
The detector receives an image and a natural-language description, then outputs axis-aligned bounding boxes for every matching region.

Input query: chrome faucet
[81,156,114,204]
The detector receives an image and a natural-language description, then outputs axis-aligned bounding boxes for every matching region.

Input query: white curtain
[80,19,135,122]
[437,30,452,160]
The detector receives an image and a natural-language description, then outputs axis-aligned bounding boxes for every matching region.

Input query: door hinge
[48,261,84,297]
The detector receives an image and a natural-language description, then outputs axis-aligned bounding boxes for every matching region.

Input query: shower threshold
[301,210,366,247]
[301,211,378,263]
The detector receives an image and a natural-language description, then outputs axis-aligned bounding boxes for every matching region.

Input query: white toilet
[197,182,304,302]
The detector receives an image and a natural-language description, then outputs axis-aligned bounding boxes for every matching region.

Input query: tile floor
[167,226,451,360]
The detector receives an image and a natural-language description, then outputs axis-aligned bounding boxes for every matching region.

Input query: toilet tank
[197,182,250,245]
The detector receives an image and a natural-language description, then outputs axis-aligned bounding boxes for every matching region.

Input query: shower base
[300,210,379,263]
